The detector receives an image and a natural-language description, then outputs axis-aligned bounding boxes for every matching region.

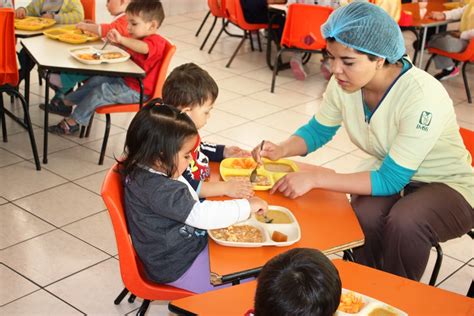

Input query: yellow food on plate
[210,225,263,243]
[271,230,288,242]
[231,158,257,169]
[256,210,292,224]
[264,162,294,173]
[15,17,56,30]
[102,52,124,59]
[367,307,399,316]
[226,175,271,186]
[57,33,88,44]
[77,53,99,60]
[338,292,365,314]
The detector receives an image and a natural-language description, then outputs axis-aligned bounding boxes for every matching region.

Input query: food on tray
[256,210,292,224]
[271,231,288,242]
[367,307,399,316]
[264,162,294,173]
[44,29,66,36]
[226,175,271,186]
[15,17,56,30]
[78,53,99,60]
[210,225,264,243]
[58,33,87,43]
[102,52,124,59]
[338,292,365,314]
[231,158,257,169]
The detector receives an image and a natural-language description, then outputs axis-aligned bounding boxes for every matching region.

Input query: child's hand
[76,22,88,30]
[83,19,95,24]
[248,196,268,215]
[15,7,26,19]
[224,146,251,158]
[427,11,445,20]
[251,141,284,164]
[41,12,54,19]
[107,29,122,44]
[225,180,254,199]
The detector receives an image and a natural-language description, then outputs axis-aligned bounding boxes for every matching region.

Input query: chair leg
[429,243,443,286]
[195,10,211,37]
[114,288,129,305]
[98,114,111,165]
[343,249,355,262]
[208,20,227,54]
[128,294,136,303]
[467,281,474,298]
[271,48,285,93]
[79,126,86,138]
[200,16,218,51]
[424,54,434,72]
[38,70,42,86]
[249,31,255,51]
[1,93,7,142]
[461,62,472,104]
[257,31,262,52]
[226,32,247,68]
[137,300,151,316]
[85,114,94,138]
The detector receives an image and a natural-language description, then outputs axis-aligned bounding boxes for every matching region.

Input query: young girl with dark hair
[120,103,267,294]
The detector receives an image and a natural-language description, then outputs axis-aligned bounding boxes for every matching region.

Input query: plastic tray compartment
[336,289,407,316]
[69,46,131,65]
[208,205,301,248]
[14,17,56,31]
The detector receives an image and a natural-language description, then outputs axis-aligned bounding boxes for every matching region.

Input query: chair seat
[95,103,140,114]
[427,47,474,62]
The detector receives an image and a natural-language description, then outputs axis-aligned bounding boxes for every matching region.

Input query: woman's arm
[55,0,84,24]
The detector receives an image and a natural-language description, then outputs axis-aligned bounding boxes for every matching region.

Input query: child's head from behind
[106,0,130,16]
[254,248,341,316]
[122,102,197,179]
[125,0,165,39]
[163,63,219,129]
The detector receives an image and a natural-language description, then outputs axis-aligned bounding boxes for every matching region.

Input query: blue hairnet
[321,1,405,63]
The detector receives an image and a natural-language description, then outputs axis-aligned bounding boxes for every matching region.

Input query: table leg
[417,26,428,68]
[42,70,50,164]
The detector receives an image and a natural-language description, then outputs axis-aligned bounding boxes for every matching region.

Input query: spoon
[250,140,264,183]
[92,38,109,59]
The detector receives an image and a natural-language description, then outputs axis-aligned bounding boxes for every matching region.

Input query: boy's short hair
[162,63,219,109]
[126,0,165,25]
[254,248,342,316]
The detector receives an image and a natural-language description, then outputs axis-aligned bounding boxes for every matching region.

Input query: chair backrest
[225,0,267,30]
[0,8,18,86]
[460,128,474,167]
[151,37,177,99]
[101,164,193,300]
[208,0,227,18]
[281,4,333,50]
[80,0,95,22]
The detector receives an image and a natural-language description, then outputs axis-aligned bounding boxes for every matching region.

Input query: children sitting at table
[15,0,85,82]
[121,103,268,293]
[48,0,166,135]
[427,0,474,80]
[42,0,131,114]
[162,63,255,199]
[248,248,342,316]
[0,0,13,8]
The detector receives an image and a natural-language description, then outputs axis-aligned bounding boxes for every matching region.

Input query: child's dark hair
[120,101,197,178]
[254,248,341,316]
[162,63,219,109]
[126,0,165,25]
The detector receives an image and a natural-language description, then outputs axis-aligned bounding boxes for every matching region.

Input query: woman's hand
[107,29,122,44]
[251,141,285,164]
[224,180,254,199]
[427,11,446,20]
[41,12,54,19]
[15,7,26,19]
[224,146,251,158]
[248,196,268,215]
[450,31,461,38]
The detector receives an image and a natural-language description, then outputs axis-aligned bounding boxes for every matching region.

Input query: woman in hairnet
[252,2,473,281]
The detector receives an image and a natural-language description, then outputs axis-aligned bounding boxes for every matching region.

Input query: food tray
[208,205,301,248]
[69,46,130,65]
[219,158,299,190]
[443,2,462,9]
[14,17,56,31]
[44,27,99,43]
[336,289,407,316]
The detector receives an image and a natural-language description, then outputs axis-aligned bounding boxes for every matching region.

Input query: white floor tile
[218,96,282,120]
[436,260,473,296]
[0,264,39,305]
[249,88,315,110]
[73,170,109,195]
[219,121,290,148]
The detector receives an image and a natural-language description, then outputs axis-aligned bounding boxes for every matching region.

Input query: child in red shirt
[43,0,132,116]
[48,0,166,135]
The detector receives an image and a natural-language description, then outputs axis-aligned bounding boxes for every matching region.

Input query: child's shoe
[39,98,73,117]
[48,119,79,135]
[434,66,459,81]
[290,55,307,81]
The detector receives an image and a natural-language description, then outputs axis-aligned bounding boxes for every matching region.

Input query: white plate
[69,45,130,65]
[208,205,301,248]
[336,289,407,316]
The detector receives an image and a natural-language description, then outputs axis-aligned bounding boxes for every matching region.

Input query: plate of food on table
[336,289,407,316]
[14,16,55,31]
[44,26,99,44]
[69,46,130,65]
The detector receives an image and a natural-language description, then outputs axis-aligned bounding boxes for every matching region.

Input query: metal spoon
[250,140,264,183]
[92,38,109,59]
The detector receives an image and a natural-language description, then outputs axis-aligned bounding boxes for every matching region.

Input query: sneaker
[39,98,73,117]
[48,119,80,135]
[290,55,307,81]
[434,67,459,81]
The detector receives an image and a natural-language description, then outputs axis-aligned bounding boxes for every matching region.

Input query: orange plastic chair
[428,127,474,287]
[101,164,193,316]
[223,0,273,68]
[425,39,474,103]
[80,0,96,22]
[0,8,40,170]
[271,4,333,92]
[198,0,227,51]
[82,38,176,165]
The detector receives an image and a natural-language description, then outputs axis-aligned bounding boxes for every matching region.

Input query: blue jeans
[66,76,142,125]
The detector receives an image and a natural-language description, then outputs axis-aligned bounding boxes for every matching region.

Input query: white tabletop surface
[20,35,145,77]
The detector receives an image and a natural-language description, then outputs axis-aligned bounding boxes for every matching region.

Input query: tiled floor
[1,1,473,315]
